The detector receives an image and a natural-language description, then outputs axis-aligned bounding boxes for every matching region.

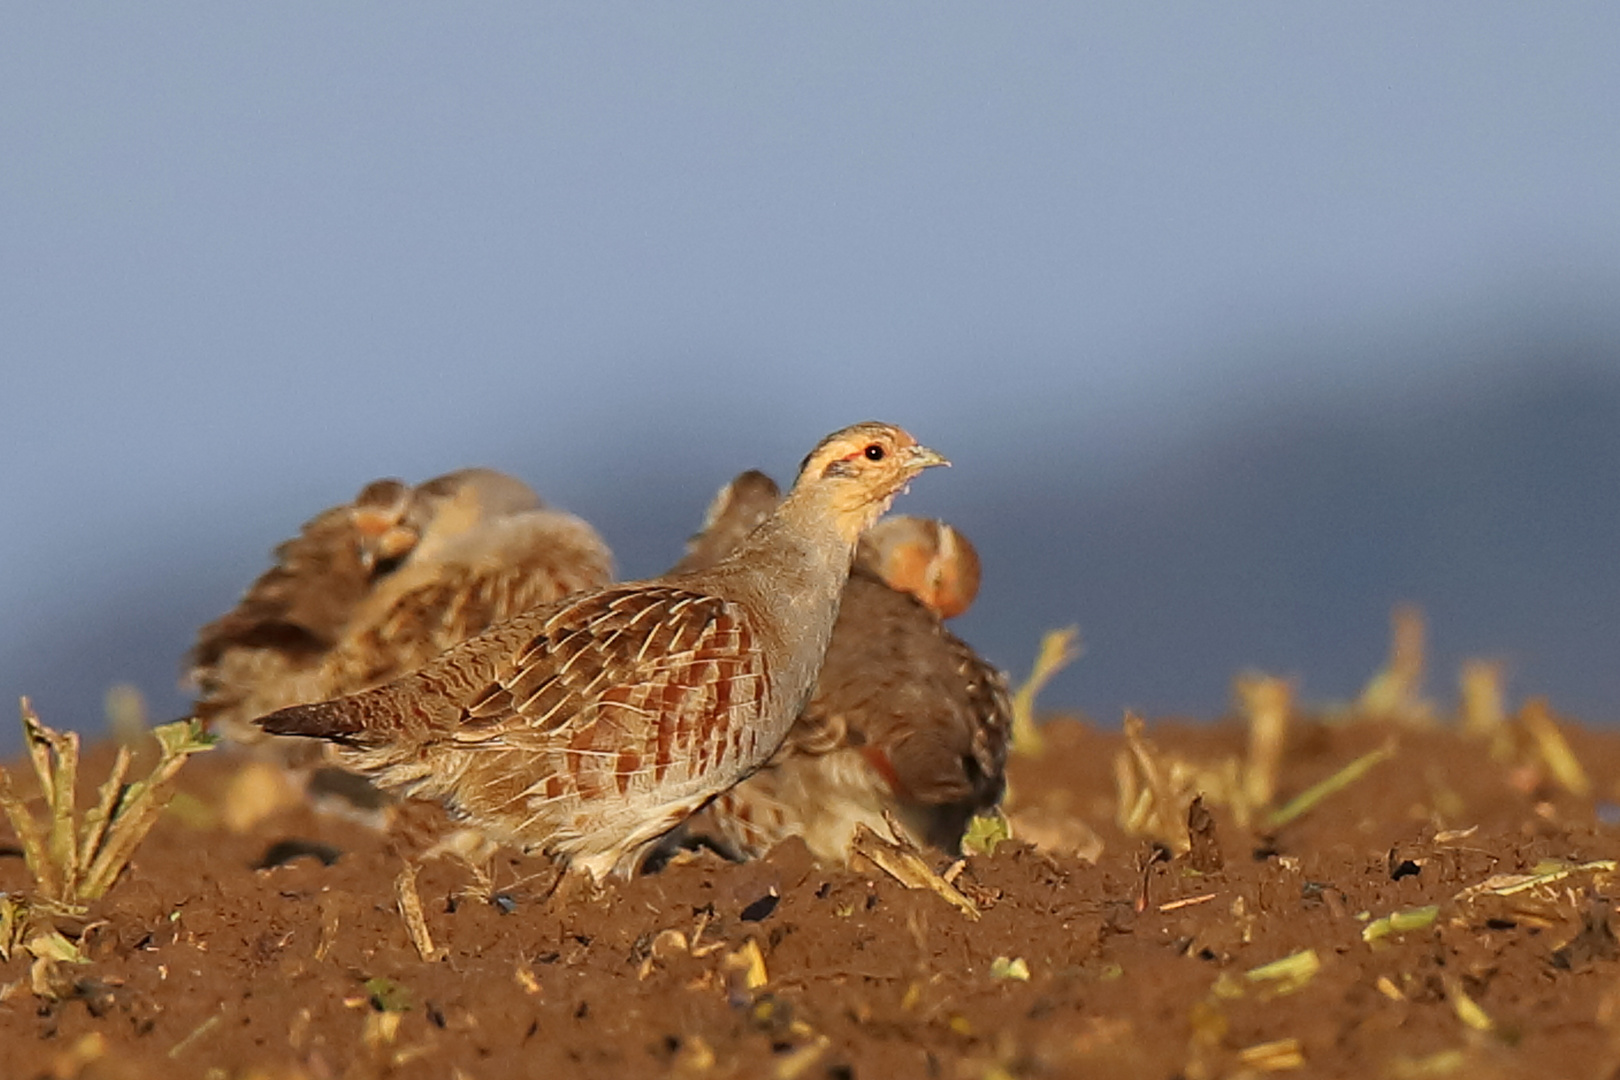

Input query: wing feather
[284,584,773,822]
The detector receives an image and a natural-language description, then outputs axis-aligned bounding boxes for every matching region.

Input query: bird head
[792,422,949,544]
[860,516,981,619]
[353,468,543,572]
[349,478,416,572]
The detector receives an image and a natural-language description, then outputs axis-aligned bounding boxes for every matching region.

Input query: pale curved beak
[908,445,950,470]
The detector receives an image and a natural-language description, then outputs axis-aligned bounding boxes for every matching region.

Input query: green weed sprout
[0,697,215,911]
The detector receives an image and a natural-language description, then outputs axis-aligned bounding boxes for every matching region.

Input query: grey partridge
[256,422,949,879]
[676,476,1010,862]
[188,469,613,748]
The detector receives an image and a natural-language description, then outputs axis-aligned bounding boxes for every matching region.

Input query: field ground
[6,695,1620,1079]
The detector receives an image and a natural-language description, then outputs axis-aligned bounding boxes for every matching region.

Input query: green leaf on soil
[962,810,1011,856]
[25,927,88,965]
[1243,948,1320,995]
[1363,904,1440,944]
[151,717,218,758]
[364,977,414,1012]
[990,956,1030,981]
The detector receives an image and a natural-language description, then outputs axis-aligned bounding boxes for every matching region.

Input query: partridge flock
[192,421,1011,878]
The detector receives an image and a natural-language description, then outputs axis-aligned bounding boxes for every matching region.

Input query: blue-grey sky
[4,6,1619,742]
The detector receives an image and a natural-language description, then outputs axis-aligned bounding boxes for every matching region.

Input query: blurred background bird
[189,469,612,781]
[7,7,1620,748]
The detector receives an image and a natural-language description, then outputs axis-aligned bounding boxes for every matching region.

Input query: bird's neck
[712,481,888,621]
[735,504,854,594]
[687,482,892,741]
[774,481,891,553]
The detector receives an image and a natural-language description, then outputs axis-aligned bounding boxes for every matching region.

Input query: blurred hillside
[5,336,1618,751]
[957,348,1620,724]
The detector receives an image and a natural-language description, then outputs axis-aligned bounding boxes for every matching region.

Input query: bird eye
[864,444,886,462]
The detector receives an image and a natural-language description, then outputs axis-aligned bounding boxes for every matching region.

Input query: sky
[3,6,1619,746]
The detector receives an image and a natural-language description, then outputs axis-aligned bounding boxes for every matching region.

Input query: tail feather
[256,699,376,747]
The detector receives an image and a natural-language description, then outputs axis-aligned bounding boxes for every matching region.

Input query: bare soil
[6,713,1620,1080]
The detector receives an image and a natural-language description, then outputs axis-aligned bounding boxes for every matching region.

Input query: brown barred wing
[454,587,772,796]
[267,584,776,864]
